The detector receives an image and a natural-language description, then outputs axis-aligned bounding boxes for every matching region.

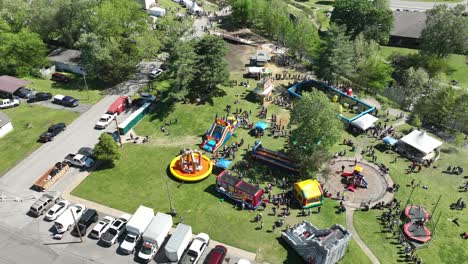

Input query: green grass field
[25,74,106,104]
[0,104,79,176]
[379,46,468,89]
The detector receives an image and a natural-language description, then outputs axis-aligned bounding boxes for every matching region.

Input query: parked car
[0,99,20,109]
[100,214,132,246]
[44,200,70,221]
[64,153,94,168]
[77,147,94,158]
[149,68,163,79]
[54,204,86,233]
[29,191,61,217]
[140,93,156,102]
[180,233,210,264]
[39,123,66,142]
[14,87,34,99]
[51,72,71,83]
[53,94,79,107]
[27,92,52,103]
[90,216,115,239]
[71,208,99,237]
[203,245,227,264]
[95,113,116,129]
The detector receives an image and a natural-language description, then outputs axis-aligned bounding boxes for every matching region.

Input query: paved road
[0,65,155,264]
[389,0,467,10]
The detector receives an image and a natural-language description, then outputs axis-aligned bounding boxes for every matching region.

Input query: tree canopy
[331,0,393,44]
[0,19,48,76]
[420,4,468,58]
[289,91,342,173]
[94,133,120,167]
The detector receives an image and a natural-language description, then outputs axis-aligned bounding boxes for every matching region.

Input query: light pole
[165,180,177,217]
[80,67,89,101]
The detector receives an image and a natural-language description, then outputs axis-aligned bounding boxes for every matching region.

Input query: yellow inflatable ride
[170,149,213,182]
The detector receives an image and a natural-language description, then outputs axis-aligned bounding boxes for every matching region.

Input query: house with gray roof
[389,11,427,48]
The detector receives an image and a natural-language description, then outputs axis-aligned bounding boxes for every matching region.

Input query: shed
[250,51,270,66]
[47,49,84,75]
[149,6,166,17]
[0,76,30,98]
[350,114,378,132]
[0,111,13,138]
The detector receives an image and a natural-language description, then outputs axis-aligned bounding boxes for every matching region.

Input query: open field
[0,104,79,176]
[25,74,106,104]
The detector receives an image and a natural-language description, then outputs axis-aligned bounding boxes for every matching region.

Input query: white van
[54,204,86,233]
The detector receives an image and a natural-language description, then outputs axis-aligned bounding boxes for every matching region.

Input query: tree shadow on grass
[148,96,177,122]
[315,1,334,5]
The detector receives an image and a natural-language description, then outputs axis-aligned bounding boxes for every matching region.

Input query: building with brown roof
[0,111,13,138]
[0,76,30,98]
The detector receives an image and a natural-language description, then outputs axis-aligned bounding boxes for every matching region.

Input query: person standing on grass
[259,221,264,230]
[341,165,345,172]
[317,206,321,213]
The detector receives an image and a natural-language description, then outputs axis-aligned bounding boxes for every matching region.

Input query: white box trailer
[165,223,193,262]
[148,6,166,17]
[138,212,173,261]
[119,205,154,254]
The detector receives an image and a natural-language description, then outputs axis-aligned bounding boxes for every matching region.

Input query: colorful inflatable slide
[201,117,239,153]
[251,141,300,172]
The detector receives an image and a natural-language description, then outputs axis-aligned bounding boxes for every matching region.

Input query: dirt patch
[149,135,200,147]
[226,43,257,72]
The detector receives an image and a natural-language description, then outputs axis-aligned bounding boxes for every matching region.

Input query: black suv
[39,123,66,142]
[71,209,99,237]
[13,87,34,99]
[27,92,52,103]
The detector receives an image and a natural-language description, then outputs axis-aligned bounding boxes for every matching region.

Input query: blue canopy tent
[255,121,269,131]
[216,158,232,169]
[383,136,398,146]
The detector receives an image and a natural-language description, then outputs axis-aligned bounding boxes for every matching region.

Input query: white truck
[0,99,20,109]
[119,205,154,254]
[54,204,86,233]
[64,153,94,168]
[164,223,192,262]
[95,113,117,129]
[138,212,173,262]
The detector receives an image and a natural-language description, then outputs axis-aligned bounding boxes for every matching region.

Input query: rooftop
[0,76,30,94]
[47,49,82,65]
[391,11,427,39]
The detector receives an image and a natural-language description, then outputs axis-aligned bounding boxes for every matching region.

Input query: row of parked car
[29,197,248,264]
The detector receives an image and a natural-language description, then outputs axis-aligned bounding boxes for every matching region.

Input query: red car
[51,72,71,83]
[204,245,227,264]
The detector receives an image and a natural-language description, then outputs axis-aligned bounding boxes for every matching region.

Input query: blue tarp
[383,136,398,146]
[255,121,269,131]
[216,158,232,169]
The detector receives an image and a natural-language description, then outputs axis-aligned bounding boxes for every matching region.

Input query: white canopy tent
[399,130,442,155]
[350,114,378,131]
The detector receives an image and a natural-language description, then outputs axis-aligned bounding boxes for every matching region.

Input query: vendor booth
[349,113,378,133]
[397,130,442,161]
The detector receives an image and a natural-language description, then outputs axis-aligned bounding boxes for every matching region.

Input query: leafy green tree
[289,91,342,173]
[315,24,355,83]
[167,40,197,100]
[286,18,319,59]
[421,4,468,58]
[331,0,393,44]
[352,35,393,93]
[190,35,229,99]
[0,0,31,32]
[398,67,429,109]
[413,87,459,128]
[94,133,120,166]
[0,20,48,76]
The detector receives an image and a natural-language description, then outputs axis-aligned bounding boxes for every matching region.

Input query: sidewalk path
[346,209,381,264]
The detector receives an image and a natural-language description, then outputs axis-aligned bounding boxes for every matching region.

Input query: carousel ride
[170,149,213,182]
